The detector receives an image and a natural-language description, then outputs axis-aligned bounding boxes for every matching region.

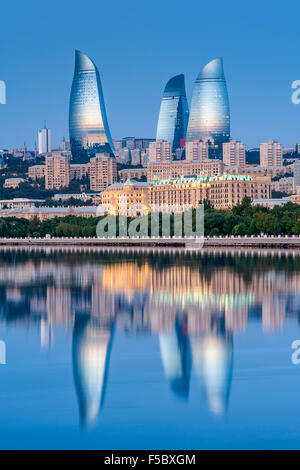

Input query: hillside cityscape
[0,50,300,233]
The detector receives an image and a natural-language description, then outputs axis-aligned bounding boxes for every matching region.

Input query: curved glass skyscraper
[186,58,230,156]
[156,74,189,152]
[69,50,114,159]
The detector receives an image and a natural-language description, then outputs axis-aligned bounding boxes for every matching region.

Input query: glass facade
[69,50,114,159]
[186,58,230,156]
[156,74,189,153]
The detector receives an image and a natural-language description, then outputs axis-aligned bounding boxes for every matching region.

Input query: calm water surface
[0,247,300,449]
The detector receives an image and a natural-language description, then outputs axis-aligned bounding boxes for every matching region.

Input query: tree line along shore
[0,198,299,238]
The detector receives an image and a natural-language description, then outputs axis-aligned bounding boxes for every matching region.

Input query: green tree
[232,222,248,235]
[292,221,300,235]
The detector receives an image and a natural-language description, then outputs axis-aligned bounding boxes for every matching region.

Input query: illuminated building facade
[147,160,224,181]
[149,174,270,210]
[156,74,189,153]
[101,179,149,215]
[69,50,114,159]
[102,174,270,213]
[186,58,230,157]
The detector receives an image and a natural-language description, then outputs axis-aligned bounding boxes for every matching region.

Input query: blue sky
[0,0,299,149]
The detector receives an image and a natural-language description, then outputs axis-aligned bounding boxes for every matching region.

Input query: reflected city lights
[0,248,299,426]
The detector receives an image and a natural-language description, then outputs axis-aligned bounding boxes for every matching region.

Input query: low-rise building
[119,168,147,182]
[101,179,149,216]
[102,174,271,214]
[28,165,46,180]
[0,198,45,210]
[149,174,270,211]
[3,178,26,189]
[252,198,291,208]
[147,160,224,181]
[0,206,103,221]
[224,165,291,179]
[271,177,294,195]
[53,192,101,205]
[291,186,300,205]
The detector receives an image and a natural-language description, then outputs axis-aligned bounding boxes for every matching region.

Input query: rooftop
[107,179,149,189]
[151,174,253,186]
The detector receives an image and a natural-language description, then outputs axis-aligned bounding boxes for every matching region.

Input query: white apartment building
[38,123,51,154]
[223,140,246,167]
[260,140,282,167]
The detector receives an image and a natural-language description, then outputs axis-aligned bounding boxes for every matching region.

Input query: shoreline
[0,236,299,249]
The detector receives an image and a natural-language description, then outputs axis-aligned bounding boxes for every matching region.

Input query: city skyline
[0,0,300,151]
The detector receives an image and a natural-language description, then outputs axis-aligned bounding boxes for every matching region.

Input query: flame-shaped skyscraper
[186,58,230,156]
[156,74,189,153]
[69,50,115,160]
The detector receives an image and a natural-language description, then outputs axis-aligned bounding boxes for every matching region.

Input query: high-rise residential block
[148,140,172,163]
[45,152,70,190]
[185,140,209,162]
[186,58,230,156]
[156,74,189,153]
[130,148,141,166]
[38,122,51,154]
[61,137,71,152]
[260,140,282,167]
[223,140,246,167]
[294,160,300,190]
[89,154,117,191]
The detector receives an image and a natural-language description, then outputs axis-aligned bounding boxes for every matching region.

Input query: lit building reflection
[159,316,191,399]
[72,315,115,427]
[190,318,233,416]
[0,249,299,424]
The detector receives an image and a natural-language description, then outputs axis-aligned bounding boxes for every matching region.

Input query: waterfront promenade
[0,235,299,248]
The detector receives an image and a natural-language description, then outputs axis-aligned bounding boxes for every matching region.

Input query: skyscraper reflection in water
[72,315,115,427]
[190,318,233,417]
[159,316,191,399]
[0,249,297,427]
